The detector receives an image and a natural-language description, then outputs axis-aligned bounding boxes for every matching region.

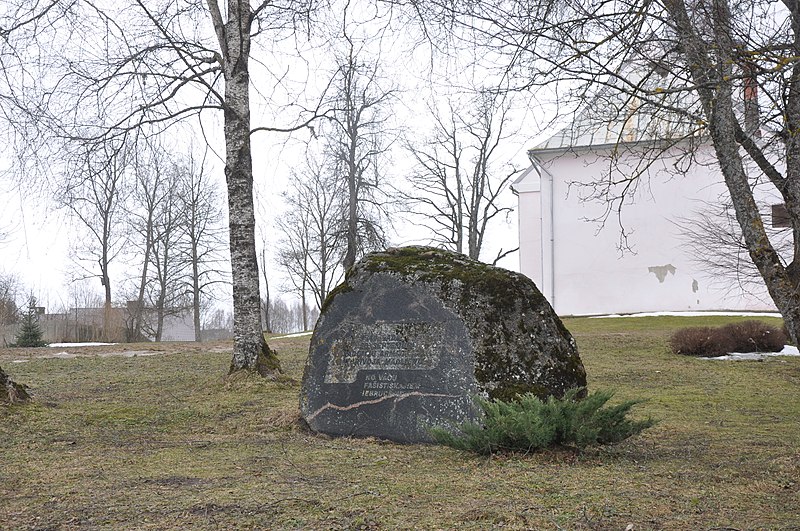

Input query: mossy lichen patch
[357,246,586,400]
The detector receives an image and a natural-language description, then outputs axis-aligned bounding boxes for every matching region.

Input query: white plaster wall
[528,143,780,315]
[517,190,543,288]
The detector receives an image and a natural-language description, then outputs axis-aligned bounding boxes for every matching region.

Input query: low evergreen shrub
[430,388,655,455]
[670,320,786,357]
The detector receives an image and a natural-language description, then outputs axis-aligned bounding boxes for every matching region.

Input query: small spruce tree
[12,296,48,348]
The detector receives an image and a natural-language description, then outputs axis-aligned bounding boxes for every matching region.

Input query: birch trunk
[207,0,280,375]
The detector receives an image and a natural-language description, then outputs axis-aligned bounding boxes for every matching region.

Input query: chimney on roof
[743,63,761,137]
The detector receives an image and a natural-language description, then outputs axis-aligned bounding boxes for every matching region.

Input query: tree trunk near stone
[1,366,30,404]
[207,0,280,376]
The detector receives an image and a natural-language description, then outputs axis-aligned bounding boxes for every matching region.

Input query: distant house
[512,103,783,316]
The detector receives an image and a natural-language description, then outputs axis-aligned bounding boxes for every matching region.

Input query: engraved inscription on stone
[324,321,444,384]
[360,371,423,398]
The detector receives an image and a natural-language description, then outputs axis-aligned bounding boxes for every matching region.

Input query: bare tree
[0,0,58,386]
[62,140,130,342]
[145,167,188,342]
[277,204,312,331]
[0,273,20,327]
[126,143,172,341]
[326,37,395,270]
[203,307,233,336]
[206,1,283,374]
[403,92,519,262]
[277,156,346,318]
[267,298,309,334]
[176,152,228,342]
[675,198,794,294]
[10,1,333,375]
[0,1,76,142]
[124,144,227,342]
[0,273,21,347]
[260,253,272,334]
[267,298,292,334]
[272,33,396,324]
[257,224,273,334]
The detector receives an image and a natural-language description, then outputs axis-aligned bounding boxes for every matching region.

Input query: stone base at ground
[300,246,586,443]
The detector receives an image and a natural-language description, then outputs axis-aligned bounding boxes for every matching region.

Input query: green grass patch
[1,317,799,529]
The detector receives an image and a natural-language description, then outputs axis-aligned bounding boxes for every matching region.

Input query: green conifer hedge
[431,388,655,454]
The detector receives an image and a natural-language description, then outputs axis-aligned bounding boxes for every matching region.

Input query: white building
[512,115,784,316]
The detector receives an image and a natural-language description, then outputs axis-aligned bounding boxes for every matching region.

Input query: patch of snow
[209,346,231,353]
[276,331,313,338]
[701,344,800,361]
[49,342,116,347]
[9,349,161,361]
[50,351,79,359]
[591,311,782,319]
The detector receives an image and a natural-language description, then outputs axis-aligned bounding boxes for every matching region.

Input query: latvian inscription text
[360,371,423,398]
[324,321,444,384]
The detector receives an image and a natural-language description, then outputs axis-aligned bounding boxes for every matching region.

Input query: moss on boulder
[310,246,586,400]
[351,246,586,400]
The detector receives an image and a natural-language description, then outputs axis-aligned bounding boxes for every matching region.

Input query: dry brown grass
[1,321,798,530]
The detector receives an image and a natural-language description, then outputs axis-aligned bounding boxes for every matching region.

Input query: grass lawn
[1,316,798,530]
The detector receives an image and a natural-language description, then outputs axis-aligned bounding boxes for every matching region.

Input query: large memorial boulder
[300,246,586,443]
